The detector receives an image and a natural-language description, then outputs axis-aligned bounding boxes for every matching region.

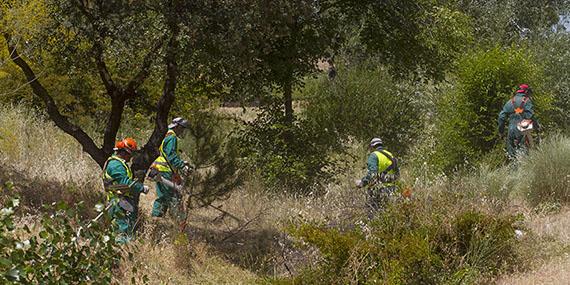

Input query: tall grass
[519,135,570,207]
[0,104,102,212]
[0,104,100,186]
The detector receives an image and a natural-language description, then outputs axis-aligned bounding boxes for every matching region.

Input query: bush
[179,108,244,207]
[532,33,570,132]
[239,103,333,192]
[301,64,421,156]
[0,196,125,284]
[519,135,570,206]
[277,200,521,285]
[433,46,549,172]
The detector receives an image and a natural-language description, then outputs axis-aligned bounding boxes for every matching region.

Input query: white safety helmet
[168,117,189,129]
[369,137,383,148]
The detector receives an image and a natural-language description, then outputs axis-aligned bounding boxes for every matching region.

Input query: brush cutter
[517,119,535,148]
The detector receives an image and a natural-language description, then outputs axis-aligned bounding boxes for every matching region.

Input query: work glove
[182,166,192,176]
[182,161,194,175]
[142,185,150,195]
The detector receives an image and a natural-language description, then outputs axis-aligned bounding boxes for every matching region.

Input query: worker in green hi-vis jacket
[356,137,400,219]
[102,138,149,244]
[149,117,192,230]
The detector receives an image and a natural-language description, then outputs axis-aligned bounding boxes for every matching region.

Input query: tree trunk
[102,96,126,155]
[284,79,294,124]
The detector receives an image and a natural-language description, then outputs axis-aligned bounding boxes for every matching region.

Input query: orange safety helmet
[114,137,138,153]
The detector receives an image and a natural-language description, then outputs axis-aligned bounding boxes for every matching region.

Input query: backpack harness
[511,96,529,115]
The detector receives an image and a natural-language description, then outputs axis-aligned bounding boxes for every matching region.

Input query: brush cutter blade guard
[517,119,534,133]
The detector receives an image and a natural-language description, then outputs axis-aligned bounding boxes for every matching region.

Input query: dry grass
[119,238,258,285]
[496,208,570,285]
[0,104,100,186]
[497,254,570,285]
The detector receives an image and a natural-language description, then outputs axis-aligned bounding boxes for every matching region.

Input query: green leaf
[55,201,68,211]
[0,258,11,267]
[39,231,48,239]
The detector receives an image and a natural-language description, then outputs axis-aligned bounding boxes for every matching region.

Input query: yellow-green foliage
[0,0,52,38]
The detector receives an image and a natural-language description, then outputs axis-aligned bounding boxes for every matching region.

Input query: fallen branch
[220,211,262,242]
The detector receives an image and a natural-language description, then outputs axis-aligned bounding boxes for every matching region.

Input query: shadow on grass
[0,164,104,218]
[189,224,284,275]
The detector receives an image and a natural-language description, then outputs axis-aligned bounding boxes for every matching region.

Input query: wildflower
[0,207,14,218]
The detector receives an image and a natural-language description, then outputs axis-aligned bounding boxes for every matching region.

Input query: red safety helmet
[517,84,531,95]
[114,137,138,153]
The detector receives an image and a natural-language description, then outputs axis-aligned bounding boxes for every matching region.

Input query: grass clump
[519,135,570,207]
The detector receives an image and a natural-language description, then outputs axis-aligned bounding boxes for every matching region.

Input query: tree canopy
[1,0,568,172]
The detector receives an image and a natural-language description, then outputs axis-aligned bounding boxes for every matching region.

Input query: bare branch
[92,42,118,97]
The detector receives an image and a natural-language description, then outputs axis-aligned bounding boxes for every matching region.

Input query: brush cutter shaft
[158,175,183,191]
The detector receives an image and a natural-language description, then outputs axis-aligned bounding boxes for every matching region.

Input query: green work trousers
[366,185,397,219]
[108,198,138,244]
[507,128,527,159]
[151,172,186,222]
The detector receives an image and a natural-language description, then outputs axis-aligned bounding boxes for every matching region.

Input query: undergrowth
[0,195,140,284]
[275,197,522,285]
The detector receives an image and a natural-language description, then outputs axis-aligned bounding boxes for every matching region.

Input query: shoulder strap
[512,96,529,114]
[104,156,132,179]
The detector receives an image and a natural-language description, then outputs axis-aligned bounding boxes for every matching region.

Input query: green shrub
[532,34,570,132]
[239,103,333,192]
[278,200,521,285]
[519,135,570,206]
[179,108,244,207]
[0,197,125,284]
[441,211,518,275]
[433,46,550,172]
[301,65,421,156]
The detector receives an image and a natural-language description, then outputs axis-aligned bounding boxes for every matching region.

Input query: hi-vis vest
[373,150,396,175]
[152,130,178,173]
[372,150,399,185]
[102,155,135,195]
